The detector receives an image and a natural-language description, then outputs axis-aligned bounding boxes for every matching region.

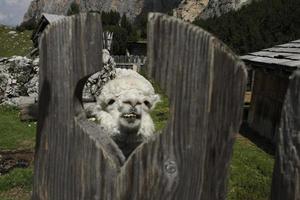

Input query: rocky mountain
[200,0,253,19]
[173,0,209,22]
[23,0,181,23]
[23,0,252,24]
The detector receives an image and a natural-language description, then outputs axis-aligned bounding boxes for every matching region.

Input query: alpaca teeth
[124,114,136,118]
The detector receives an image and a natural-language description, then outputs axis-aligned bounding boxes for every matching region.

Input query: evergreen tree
[121,14,138,42]
[102,11,121,26]
[67,2,80,16]
[193,0,300,54]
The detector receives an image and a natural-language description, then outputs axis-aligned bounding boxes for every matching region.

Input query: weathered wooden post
[271,70,300,200]
[33,13,247,199]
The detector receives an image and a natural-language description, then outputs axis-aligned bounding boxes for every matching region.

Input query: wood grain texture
[271,70,300,200]
[33,13,247,200]
[32,13,125,200]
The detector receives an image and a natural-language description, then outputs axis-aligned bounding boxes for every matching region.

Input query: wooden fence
[271,70,300,200]
[113,55,147,71]
[112,55,147,64]
[32,13,248,199]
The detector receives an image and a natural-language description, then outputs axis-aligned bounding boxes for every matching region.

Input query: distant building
[241,39,300,143]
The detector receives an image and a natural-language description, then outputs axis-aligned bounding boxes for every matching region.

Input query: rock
[200,0,253,19]
[0,56,33,103]
[1,50,115,108]
[8,31,17,35]
[20,103,38,121]
[0,56,37,106]
[22,0,182,24]
[173,0,209,22]
[25,58,39,99]
[1,96,36,107]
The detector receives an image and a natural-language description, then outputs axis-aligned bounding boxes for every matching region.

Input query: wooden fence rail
[112,55,147,64]
[32,13,247,199]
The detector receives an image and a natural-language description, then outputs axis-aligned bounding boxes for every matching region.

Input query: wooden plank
[277,43,300,48]
[292,39,300,43]
[265,47,300,54]
[249,51,281,57]
[32,13,125,199]
[240,55,257,60]
[114,13,246,200]
[248,56,292,64]
[271,70,300,200]
[281,60,300,67]
[286,54,300,60]
[250,51,300,61]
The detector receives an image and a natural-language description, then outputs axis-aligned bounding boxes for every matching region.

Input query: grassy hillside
[0,106,35,200]
[0,104,274,199]
[0,106,36,151]
[0,25,32,57]
[229,136,274,200]
[194,0,300,54]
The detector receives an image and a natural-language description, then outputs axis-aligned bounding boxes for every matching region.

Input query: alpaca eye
[107,99,115,105]
[144,100,152,108]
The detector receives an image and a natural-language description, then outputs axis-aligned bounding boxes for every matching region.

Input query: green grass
[0,168,33,200]
[0,168,33,192]
[0,106,36,150]
[0,25,32,57]
[150,81,170,131]
[228,136,274,200]
[0,100,274,199]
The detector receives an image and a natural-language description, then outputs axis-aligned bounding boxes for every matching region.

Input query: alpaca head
[94,69,160,143]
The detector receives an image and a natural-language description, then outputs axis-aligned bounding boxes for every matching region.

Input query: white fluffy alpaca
[93,68,160,156]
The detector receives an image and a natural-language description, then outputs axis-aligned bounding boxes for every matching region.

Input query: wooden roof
[240,40,300,71]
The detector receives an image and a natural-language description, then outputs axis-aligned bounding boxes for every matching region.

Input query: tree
[135,13,148,39]
[193,0,300,54]
[104,26,128,55]
[67,2,80,16]
[102,11,121,26]
[121,14,138,42]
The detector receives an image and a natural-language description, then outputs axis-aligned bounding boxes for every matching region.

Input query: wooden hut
[241,39,300,143]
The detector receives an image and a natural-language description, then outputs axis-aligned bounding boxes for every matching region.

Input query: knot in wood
[164,160,177,175]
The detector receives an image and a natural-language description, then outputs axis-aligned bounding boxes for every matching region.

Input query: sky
[0,0,32,26]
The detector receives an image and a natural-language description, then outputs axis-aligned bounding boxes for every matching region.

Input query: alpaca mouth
[122,113,141,120]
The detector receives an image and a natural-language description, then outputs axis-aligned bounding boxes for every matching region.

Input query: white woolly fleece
[95,68,160,140]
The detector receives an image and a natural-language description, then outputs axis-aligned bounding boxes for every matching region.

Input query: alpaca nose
[130,107,137,113]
